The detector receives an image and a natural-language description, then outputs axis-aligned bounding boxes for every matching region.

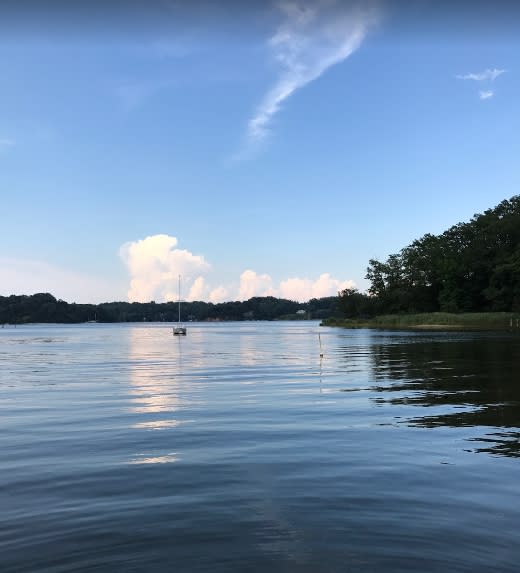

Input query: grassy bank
[322,312,520,331]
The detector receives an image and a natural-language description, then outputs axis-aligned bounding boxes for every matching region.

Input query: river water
[1,322,519,572]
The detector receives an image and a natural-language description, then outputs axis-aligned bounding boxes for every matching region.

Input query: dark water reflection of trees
[367,333,520,458]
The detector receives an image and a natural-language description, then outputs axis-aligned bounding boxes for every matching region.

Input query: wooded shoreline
[0,293,339,324]
[322,312,520,331]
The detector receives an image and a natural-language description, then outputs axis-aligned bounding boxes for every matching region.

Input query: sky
[1,0,519,304]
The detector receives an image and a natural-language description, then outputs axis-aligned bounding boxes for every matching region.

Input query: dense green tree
[0,294,340,324]
[337,288,378,318]
[364,195,520,315]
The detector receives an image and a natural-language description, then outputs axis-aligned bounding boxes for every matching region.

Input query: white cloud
[246,0,378,143]
[279,273,355,300]
[456,67,505,100]
[236,270,355,302]
[188,276,208,300]
[238,270,276,299]
[1,236,358,306]
[119,234,210,302]
[479,90,494,100]
[120,235,356,304]
[0,257,121,304]
[209,286,228,303]
[456,68,506,81]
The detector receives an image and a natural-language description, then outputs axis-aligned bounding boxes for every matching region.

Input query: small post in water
[319,332,324,358]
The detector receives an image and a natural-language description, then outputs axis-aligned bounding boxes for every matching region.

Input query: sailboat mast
[178,274,181,323]
[172,274,187,335]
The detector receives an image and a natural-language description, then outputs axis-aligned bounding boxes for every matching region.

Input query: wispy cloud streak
[247,0,378,143]
[479,90,494,100]
[456,68,506,81]
[456,67,506,101]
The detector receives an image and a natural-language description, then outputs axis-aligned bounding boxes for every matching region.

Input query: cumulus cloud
[456,68,506,81]
[236,270,355,302]
[238,270,276,299]
[246,0,378,144]
[2,235,356,306]
[188,276,208,300]
[479,90,494,100]
[120,235,356,303]
[209,286,228,303]
[119,234,210,302]
[279,273,355,300]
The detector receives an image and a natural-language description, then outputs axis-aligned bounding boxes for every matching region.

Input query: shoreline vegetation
[0,293,339,324]
[322,312,520,331]
[333,196,520,329]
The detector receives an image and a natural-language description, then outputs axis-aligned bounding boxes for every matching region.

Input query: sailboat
[173,275,187,335]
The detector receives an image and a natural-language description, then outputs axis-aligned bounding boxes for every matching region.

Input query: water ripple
[1,323,519,572]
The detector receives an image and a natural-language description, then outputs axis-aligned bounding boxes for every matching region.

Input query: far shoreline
[321,312,520,332]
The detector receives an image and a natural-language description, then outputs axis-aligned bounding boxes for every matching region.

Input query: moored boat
[173,275,187,336]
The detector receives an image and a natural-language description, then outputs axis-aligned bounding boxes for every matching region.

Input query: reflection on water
[1,323,520,572]
[133,419,182,430]
[471,431,520,457]
[128,327,184,414]
[129,453,179,465]
[127,328,189,464]
[363,332,520,457]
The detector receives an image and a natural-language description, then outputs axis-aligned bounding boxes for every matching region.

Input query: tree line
[0,293,340,324]
[339,195,520,317]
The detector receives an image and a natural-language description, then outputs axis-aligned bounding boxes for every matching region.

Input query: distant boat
[173,275,187,336]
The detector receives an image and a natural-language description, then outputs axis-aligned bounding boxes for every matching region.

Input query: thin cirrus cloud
[120,234,355,303]
[245,0,379,146]
[479,90,494,100]
[456,68,506,81]
[456,68,506,100]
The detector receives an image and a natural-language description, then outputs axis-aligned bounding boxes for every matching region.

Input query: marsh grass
[323,312,520,331]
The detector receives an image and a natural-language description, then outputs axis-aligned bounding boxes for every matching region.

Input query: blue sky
[1,1,519,303]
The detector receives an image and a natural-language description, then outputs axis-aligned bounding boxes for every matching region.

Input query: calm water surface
[1,322,519,572]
